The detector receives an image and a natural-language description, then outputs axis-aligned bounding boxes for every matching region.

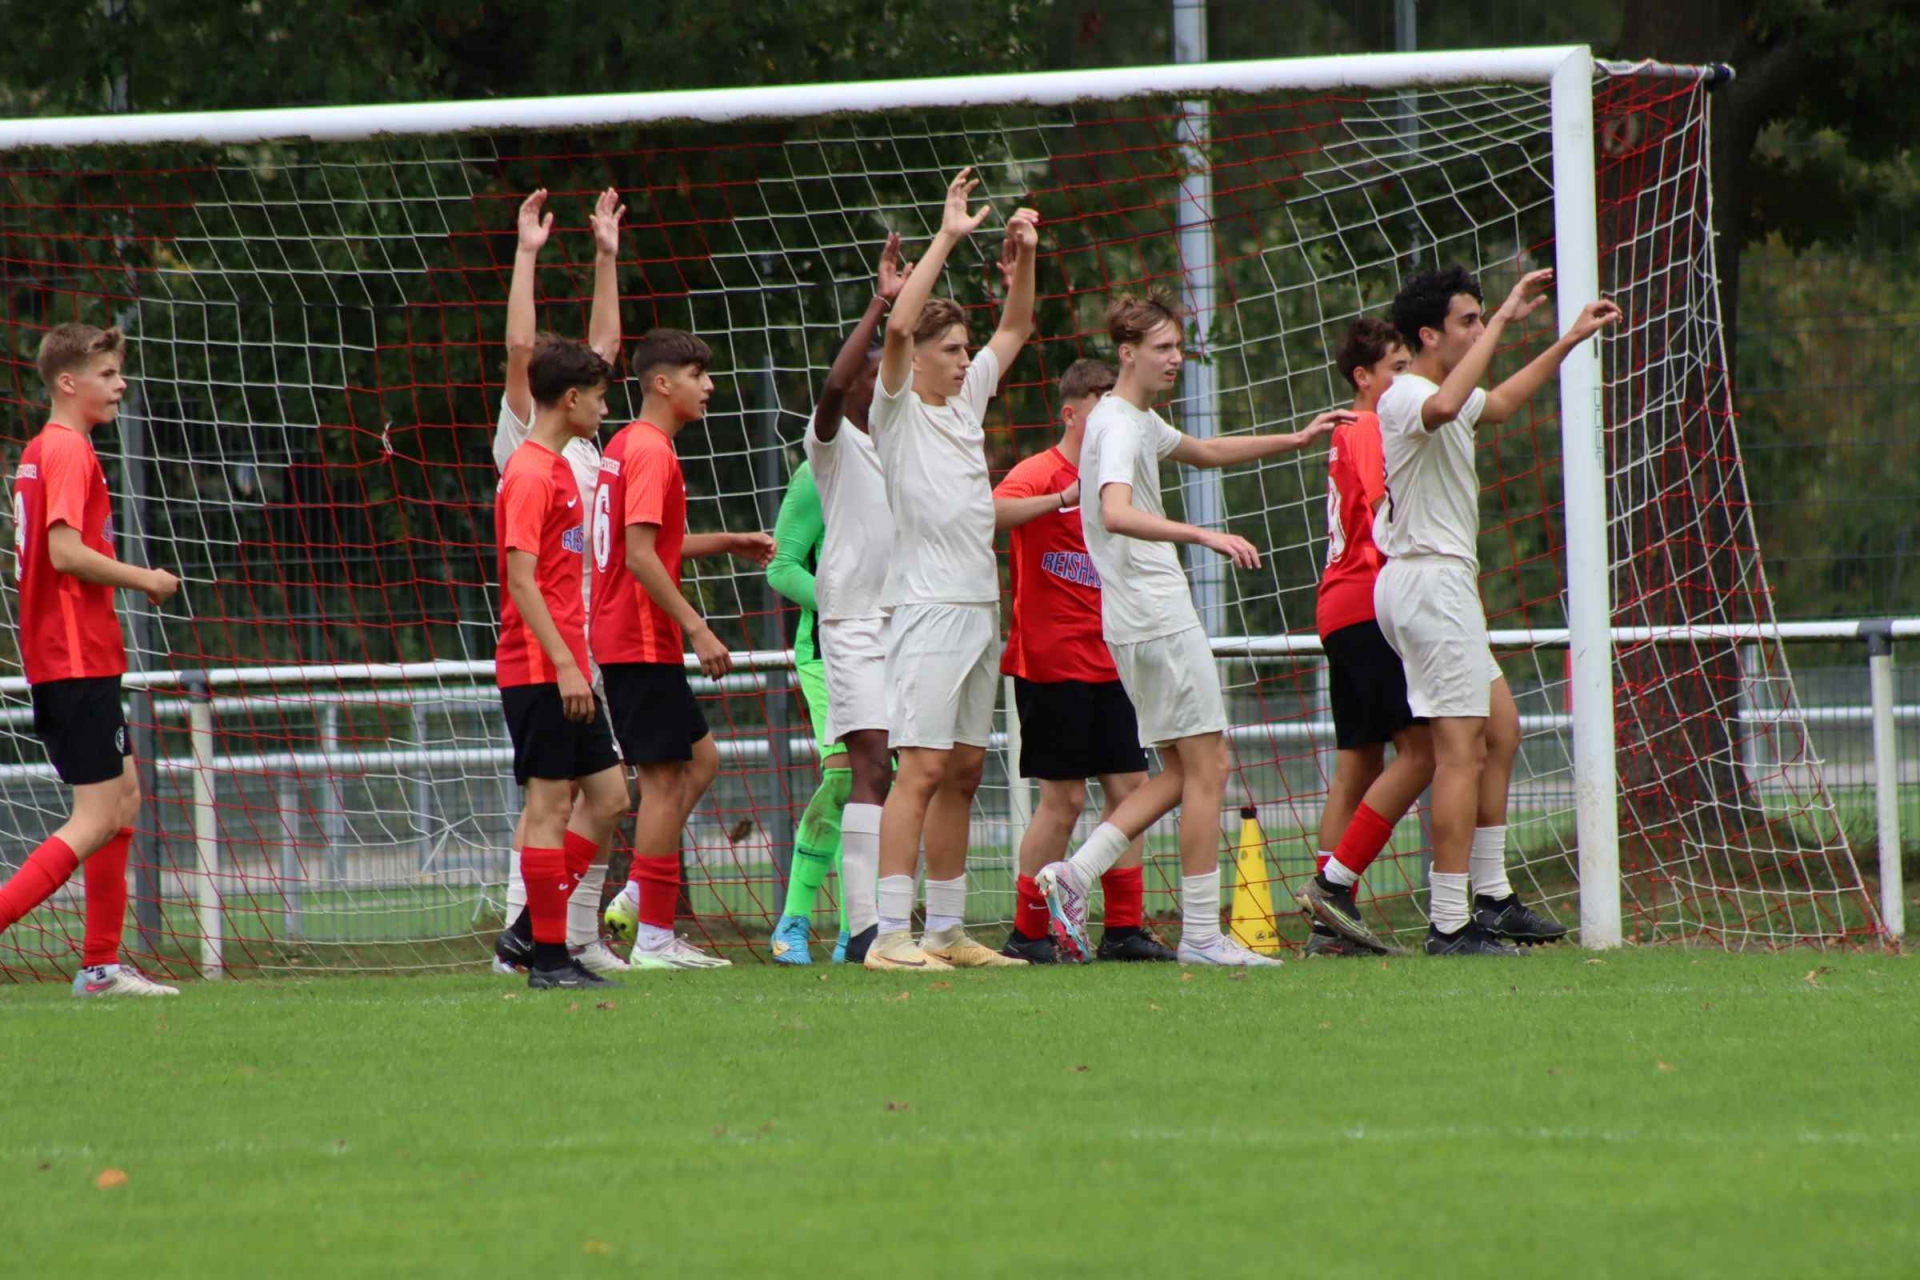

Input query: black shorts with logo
[500,684,621,785]
[1013,677,1150,780]
[1323,619,1421,750]
[31,675,133,787]
[600,662,711,766]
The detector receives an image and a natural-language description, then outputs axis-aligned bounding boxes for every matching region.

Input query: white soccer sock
[636,922,673,948]
[1430,871,1470,934]
[877,874,915,937]
[615,879,639,911]
[1063,822,1130,894]
[505,849,527,921]
[1469,825,1512,900]
[1321,853,1360,889]
[842,803,883,935]
[923,875,966,933]
[1180,869,1221,948]
[567,861,608,948]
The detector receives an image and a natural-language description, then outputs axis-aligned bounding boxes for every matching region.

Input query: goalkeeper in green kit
[766,460,852,963]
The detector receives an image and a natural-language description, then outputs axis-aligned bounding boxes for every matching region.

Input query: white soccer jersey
[870,345,1001,608]
[1080,393,1198,645]
[494,398,601,611]
[805,415,891,621]
[1372,373,1486,569]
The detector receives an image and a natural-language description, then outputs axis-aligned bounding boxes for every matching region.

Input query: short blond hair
[1106,290,1185,348]
[37,323,125,388]
[912,297,968,345]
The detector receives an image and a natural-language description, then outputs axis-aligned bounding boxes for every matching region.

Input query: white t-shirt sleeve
[954,346,1002,424]
[1375,380,1423,449]
[1095,413,1142,493]
[869,368,912,434]
[493,399,532,475]
[1149,411,1183,459]
[1454,386,1488,432]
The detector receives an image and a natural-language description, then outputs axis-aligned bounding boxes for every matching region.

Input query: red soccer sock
[1014,874,1049,940]
[562,830,599,880]
[1333,802,1395,880]
[82,828,133,966]
[520,847,577,945]
[1101,866,1145,930]
[1315,852,1331,875]
[631,855,680,930]
[0,837,80,932]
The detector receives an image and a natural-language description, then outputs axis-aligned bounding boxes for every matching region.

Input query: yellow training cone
[1228,806,1283,955]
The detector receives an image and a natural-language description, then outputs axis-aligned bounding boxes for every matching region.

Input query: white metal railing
[2,621,1910,973]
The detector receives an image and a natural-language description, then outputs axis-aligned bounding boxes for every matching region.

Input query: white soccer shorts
[1373,555,1503,719]
[820,614,890,745]
[882,602,1000,751]
[1109,624,1228,747]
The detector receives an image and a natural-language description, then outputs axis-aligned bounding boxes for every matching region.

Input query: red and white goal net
[0,51,1877,978]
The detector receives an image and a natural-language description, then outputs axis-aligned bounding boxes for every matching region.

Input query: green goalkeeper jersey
[766,461,825,666]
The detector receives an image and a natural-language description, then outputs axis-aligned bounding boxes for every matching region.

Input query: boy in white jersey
[802,232,913,964]
[490,187,632,977]
[1374,263,1617,955]
[865,168,1038,971]
[1036,292,1349,967]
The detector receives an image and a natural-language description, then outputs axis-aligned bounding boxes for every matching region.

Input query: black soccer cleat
[1424,922,1524,957]
[1294,876,1400,955]
[1473,893,1570,945]
[1002,929,1064,964]
[1303,922,1365,958]
[493,918,535,974]
[527,958,622,990]
[842,924,879,965]
[1096,926,1177,963]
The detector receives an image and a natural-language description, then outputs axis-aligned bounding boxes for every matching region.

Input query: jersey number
[1324,475,1346,570]
[591,484,614,572]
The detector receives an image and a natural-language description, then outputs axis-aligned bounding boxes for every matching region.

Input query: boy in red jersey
[995,358,1173,965]
[0,323,180,996]
[595,329,774,969]
[1292,318,1426,957]
[495,339,631,990]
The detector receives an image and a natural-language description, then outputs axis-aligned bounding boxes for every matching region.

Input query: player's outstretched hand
[732,532,777,567]
[1497,267,1555,323]
[558,664,593,722]
[589,188,625,257]
[517,189,553,254]
[941,167,992,239]
[877,232,915,302]
[1567,298,1623,344]
[996,209,1040,292]
[145,568,180,605]
[1200,530,1261,570]
[691,626,733,680]
[1292,409,1354,447]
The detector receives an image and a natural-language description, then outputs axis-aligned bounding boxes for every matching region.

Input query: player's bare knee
[942,747,985,797]
[1038,779,1086,821]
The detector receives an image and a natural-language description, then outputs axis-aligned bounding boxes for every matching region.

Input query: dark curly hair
[1391,265,1482,353]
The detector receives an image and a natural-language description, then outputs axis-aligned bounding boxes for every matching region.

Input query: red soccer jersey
[13,423,128,685]
[590,422,687,666]
[494,440,589,688]
[996,446,1119,684]
[1315,411,1388,638]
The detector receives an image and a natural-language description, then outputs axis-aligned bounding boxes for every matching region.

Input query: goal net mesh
[0,66,1875,977]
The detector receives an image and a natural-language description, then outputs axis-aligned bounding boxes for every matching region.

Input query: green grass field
[2,949,1915,1279]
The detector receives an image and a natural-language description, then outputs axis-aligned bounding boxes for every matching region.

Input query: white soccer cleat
[629,933,732,970]
[71,965,179,998]
[571,940,631,975]
[1034,861,1092,963]
[1175,936,1284,968]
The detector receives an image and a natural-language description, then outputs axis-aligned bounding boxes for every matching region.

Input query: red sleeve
[39,433,90,532]
[624,436,672,528]
[1349,414,1386,509]
[500,462,551,556]
[993,454,1046,500]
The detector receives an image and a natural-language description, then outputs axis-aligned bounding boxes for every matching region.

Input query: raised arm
[984,208,1039,373]
[504,190,552,426]
[1480,298,1623,426]
[815,233,912,442]
[587,187,625,366]
[1168,409,1352,469]
[880,167,990,399]
[1098,482,1262,569]
[1420,268,1553,429]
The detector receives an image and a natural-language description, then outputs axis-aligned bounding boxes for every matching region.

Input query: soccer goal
[0,46,1878,978]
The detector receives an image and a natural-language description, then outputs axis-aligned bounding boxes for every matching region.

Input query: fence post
[126,685,164,958]
[186,673,223,978]
[1862,622,1904,940]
